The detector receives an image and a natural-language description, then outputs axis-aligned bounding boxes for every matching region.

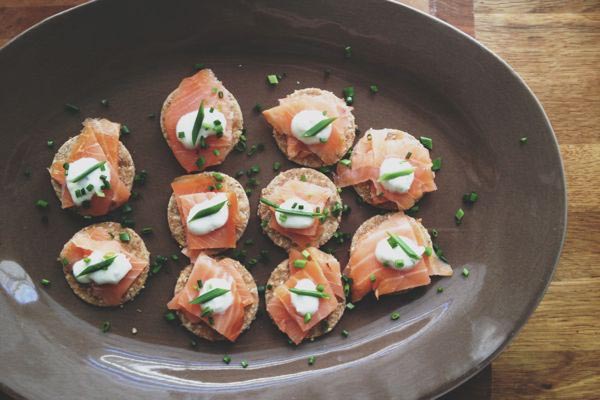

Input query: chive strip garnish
[289,287,330,299]
[378,168,414,182]
[386,232,420,260]
[76,255,117,277]
[189,288,230,304]
[69,161,107,183]
[301,117,337,137]
[189,200,228,222]
[191,100,205,146]
[260,198,322,218]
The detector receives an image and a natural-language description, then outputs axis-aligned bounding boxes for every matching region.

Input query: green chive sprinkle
[346,303,355,310]
[419,136,433,150]
[101,321,111,333]
[405,152,412,159]
[40,278,50,286]
[165,311,176,321]
[194,63,205,70]
[293,259,307,269]
[119,232,130,242]
[120,125,131,135]
[430,229,438,238]
[437,287,444,293]
[273,161,281,171]
[343,45,352,58]
[35,199,49,209]
[432,157,442,171]
[100,99,109,107]
[190,288,230,305]
[302,117,337,138]
[47,140,54,148]
[304,312,313,323]
[140,227,153,235]
[64,103,80,113]
[342,86,354,105]
[308,356,316,365]
[196,156,205,169]
[289,287,330,299]
[213,149,220,156]
[267,74,279,85]
[463,192,479,204]
[341,329,349,338]
[223,355,231,364]
[520,137,528,144]
[391,312,400,321]
[369,85,379,93]
[253,103,263,113]
[424,247,433,256]
[455,208,465,225]
[241,360,249,368]
[247,258,258,267]
[369,274,376,282]
[339,159,351,167]
[316,284,325,292]
[462,267,470,277]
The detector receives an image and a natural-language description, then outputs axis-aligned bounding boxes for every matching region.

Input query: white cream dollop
[290,109,333,145]
[375,235,424,270]
[186,193,229,236]
[66,157,111,206]
[72,251,132,285]
[275,197,315,229]
[290,278,319,316]
[378,158,415,194]
[176,107,227,150]
[199,277,234,314]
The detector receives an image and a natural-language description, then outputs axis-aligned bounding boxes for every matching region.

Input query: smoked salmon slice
[167,254,255,342]
[171,174,240,251]
[162,69,240,172]
[262,89,353,165]
[345,213,452,303]
[262,179,331,248]
[266,248,342,344]
[60,225,147,306]
[48,118,131,216]
[335,129,437,210]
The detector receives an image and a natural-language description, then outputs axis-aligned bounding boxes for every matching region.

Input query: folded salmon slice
[60,226,147,306]
[262,90,351,165]
[266,249,341,344]
[263,180,331,247]
[48,118,131,216]
[335,129,436,210]
[345,213,452,302]
[162,69,237,172]
[167,254,254,342]
[171,174,239,251]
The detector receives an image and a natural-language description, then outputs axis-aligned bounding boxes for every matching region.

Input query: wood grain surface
[0,1,597,399]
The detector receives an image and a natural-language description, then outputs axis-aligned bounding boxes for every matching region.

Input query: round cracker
[61,222,150,307]
[265,258,346,342]
[50,134,135,215]
[159,69,243,168]
[271,88,356,167]
[166,172,250,254]
[351,129,431,210]
[172,259,259,341]
[257,168,342,250]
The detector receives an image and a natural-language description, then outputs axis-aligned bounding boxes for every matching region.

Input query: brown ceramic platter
[0,0,566,399]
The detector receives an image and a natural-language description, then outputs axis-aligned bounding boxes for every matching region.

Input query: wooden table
[1,1,598,398]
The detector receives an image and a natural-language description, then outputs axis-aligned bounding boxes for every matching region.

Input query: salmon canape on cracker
[266,247,345,345]
[167,172,249,261]
[335,128,437,210]
[344,212,452,303]
[160,69,243,172]
[258,168,342,250]
[167,254,258,342]
[262,88,356,167]
[59,222,150,307]
[48,118,134,216]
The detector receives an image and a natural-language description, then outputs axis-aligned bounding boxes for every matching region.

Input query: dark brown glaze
[0,0,565,399]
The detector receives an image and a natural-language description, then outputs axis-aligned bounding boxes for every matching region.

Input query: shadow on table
[441,365,492,399]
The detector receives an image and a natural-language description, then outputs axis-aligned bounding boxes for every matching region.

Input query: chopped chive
[213,149,220,156]
[211,87,218,94]
[308,355,316,365]
[101,321,111,333]
[316,284,325,292]
[405,151,412,160]
[170,254,179,261]
[196,156,206,169]
[223,355,231,364]
[218,91,224,99]
[164,311,177,321]
[302,117,337,137]
[69,161,107,183]
[455,208,465,225]
[273,161,281,171]
[47,139,54,148]
[257,285,266,294]
[190,288,230,304]
[431,157,442,171]
[304,312,312,323]
[244,238,254,246]
[35,199,49,209]
[369,274,376,282]
[147,113,156,119]
[267,74,279,85]
[141,227,153,235]
[346,303,355,310]
[378,168,414,182]
[300,174,307,182]
[343,45,352,58]
[120,125,131,135]
[301,249,311,259]
[212,172,224,182]
[424,247,433,256]
[430,228,438,238]
[119,232,130,242]
[100,99,109,107]
[40,278,50,286]
[462,267,470,277]
[191,100,205,146]
[121,204,133,214]
[235,169,245,178]
[247,258,258,267]
[339,159,351,167]
[341,329,349,338]
[194,63,205,70]
[419,136,433,150]
[463,192,479,204]
[293,259,307,269]
[290,287,330,299]
[249,165,260,174]
[520,137,528,144]
[241,360,249,368]
[64,103,80,113]
[369,84,379,93]
[391,312,400,321]
[342,86,354,105]
[253,103,263,113]
[134,170,147,185]
[437,287,444,293]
